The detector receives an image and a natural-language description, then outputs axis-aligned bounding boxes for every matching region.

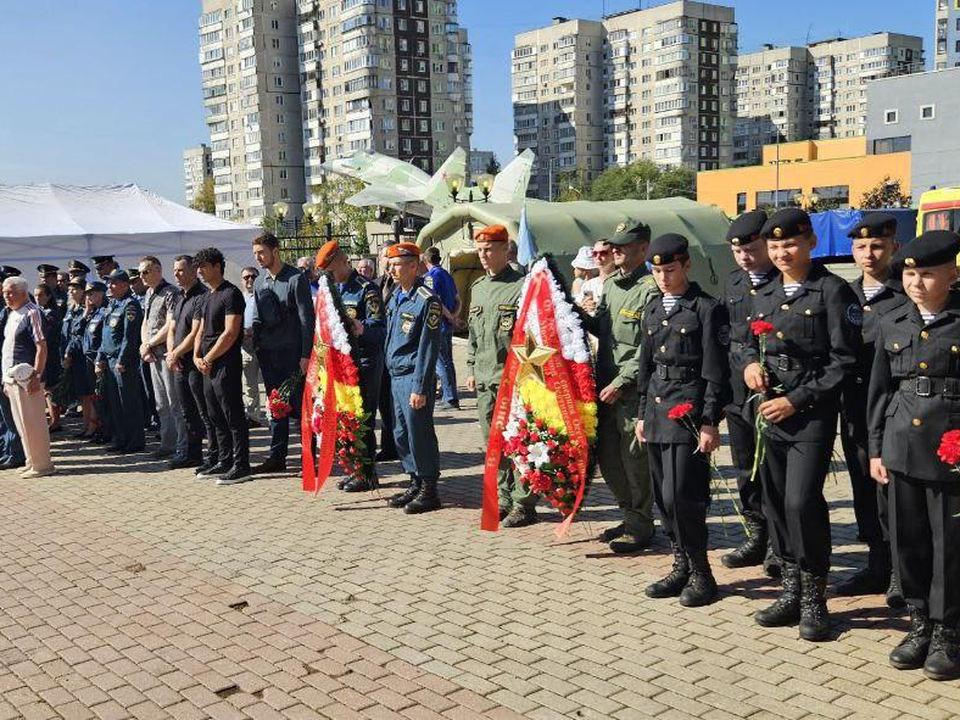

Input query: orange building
[697,137,911,216]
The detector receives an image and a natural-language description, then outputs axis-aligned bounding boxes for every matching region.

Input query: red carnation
[751,320,775,337]
[667,402,695,421]
[937,429,960,467]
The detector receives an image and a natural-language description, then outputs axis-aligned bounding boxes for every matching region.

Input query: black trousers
[649,441,710,554]
[378,359,397,455]
[140,358,158,427]
[727,407,764,521]
[202,356,248,469]
[839,407,886,546]
[890,472,960,625]
[359,356,383,462]
[175,366,211,460]
[762,437,833,575]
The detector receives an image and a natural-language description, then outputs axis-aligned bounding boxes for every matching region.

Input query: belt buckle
[777,356,790,372]
[916,376,932,397]
[657,364,667,379]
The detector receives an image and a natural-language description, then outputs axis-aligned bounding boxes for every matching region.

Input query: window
[736,193,746,215]
[812,185,850,207]
[279,169,288,179]
[755,189,800,210]
[872,136,911,155]
[270,19,279,30]
[884,109,899,125]
[920,104,935,120]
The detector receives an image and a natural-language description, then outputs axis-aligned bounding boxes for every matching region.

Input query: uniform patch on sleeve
[124,305,138,322]
[618,308,642,320]
[845,303,864,327]
[423,276,434,289]
[426,302,441,330]
[717,325,730,346]
[364,291,382,318]
[346,307,358,319]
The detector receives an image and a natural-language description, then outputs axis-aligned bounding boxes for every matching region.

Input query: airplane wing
[489,149,535,204]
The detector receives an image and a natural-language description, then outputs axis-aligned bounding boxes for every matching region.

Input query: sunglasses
[591,249,611,257]
[241,275,256,281]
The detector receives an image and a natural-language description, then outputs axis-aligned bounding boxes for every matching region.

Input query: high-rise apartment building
[512,1,737,200]
[297,0,473,193]
[199,0,305,222]
[733,33,923,167]
[183,144,213,206]
[935,0,960,70]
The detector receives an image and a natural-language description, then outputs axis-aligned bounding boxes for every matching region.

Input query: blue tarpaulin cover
[810,208,918,257]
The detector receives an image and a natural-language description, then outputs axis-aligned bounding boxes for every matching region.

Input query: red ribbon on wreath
[301,289,339,493]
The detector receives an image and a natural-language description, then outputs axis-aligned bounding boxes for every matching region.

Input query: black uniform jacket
[868,292,960,482]
[636,282,730,444]
[721,266,778,411]
[741,263,861,442]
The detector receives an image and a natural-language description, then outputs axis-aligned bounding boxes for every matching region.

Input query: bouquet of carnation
[484,256,598,536]
[301,274,372,492]
[268,370,303,420]
[748,319,775,484]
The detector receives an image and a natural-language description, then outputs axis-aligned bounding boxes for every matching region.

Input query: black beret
[127,268,141,279]
[85,281,107,293]
[761,208,812,241]
[726,210,767,246]
[37,264,59,274]
[68,259,91,273]
[609,221,652,246]
[91,255,114,264]
[0,266,21,278]
[647,233,690,266]
[848,213,897,240]
[894,230,960,270]
[106,269,130,283]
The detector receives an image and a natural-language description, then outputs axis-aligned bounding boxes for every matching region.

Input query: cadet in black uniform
[868,230,960,681]
[635,234,730,607]
[835,214,908,602]
[719,210,780,573]
[742,208,861,641]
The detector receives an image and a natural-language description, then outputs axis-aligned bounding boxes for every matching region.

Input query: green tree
[309,177,377,255]
[583,160,697,202]
[484,155,501,175]
[190,177,215,214]
[555,168,589,202]
[858,176,912,210]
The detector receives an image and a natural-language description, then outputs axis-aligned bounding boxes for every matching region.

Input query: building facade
[866,66,960,201]
[512,1,737,200]
[183,144,213,206]
[936,0,960,69]
[697,137,911,216]
[469,149,495,177]
[297,0,473,194]
[733,33,924,167]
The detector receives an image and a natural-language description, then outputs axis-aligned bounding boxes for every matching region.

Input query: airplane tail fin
[422,147,467,210]
[489,149,535,204]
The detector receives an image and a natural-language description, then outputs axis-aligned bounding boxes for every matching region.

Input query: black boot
[645,544,690,599]
[679,550,718,607]
[889,606,932,670]
[923,625,960,681]
[886,570,906,610]
[756,561,801,627]
[721,514,768,569]
[835,543,891,596]
[763,546,781,578]
[501,506,539,528]
[387,476,421,508]
[404,479,441,514]
[343,469,379,493]
[798,570,831,642]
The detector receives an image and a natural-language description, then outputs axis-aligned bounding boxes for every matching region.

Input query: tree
[555,169,589,202]
[309,177,377,255]
[484,155,501,176]
[190,177,215,214]
[583,160,697,203]
[859,176,911,210]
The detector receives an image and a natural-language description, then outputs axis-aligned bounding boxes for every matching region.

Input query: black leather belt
[769,355,824,372]
[898,376,960,398]
[655,363,696,381]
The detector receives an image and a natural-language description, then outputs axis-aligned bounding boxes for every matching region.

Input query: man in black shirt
[192,247,250,484]
[165,254,210,470]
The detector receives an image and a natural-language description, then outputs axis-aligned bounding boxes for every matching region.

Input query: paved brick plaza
[1,346,959,719]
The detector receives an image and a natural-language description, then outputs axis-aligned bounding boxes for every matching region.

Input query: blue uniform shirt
[63,306,87,362]
[423,265,457,334]
[97,292,143,366]
[83,307,106,359]
[338,270,386,368]
[386,278,442,396]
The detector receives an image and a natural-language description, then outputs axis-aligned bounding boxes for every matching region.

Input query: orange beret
[385,242,421,259]
[474,224,509,242]
[315,240,341,269]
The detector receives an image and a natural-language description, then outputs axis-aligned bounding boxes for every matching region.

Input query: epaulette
[416,286,434,301]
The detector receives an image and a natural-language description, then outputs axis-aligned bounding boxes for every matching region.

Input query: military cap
[67,278,86,289]
[126,268,141,279]
[894,230,960,270]
[37,263,59,274]
[609,221,652,246]
[85,281,107,294]
[315,240,341,270]
[105,269,130,283]
[761,208,812,241]
[727,210,768,246]
[0,266,21,278]
[91,255,114,265]
[647,233,690,266]
[474,224,509,242]
[848,213,898,240]
[68,259,91,274]
[385,242,421,259]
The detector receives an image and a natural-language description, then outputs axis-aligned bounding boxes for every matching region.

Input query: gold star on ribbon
[512,333,555,386]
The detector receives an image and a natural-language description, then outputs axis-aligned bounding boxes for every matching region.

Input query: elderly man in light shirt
[240,266,265,427]
[0,276,55,477]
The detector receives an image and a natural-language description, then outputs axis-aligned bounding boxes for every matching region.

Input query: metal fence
[276,228,419,264]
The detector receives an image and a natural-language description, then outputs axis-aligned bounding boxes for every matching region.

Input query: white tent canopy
[0,184,262,277]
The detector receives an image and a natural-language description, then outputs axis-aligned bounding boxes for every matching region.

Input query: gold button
[864,305,872,312]
[855,376,863,384]
[804,308,812,315]
[680,328,687,334]
[919,362,929,370]
[953,346,959,354]
[758,313,765,318]
[893,342,900,349]
[662,320,668,326]
[750,289,757,296]
[921,331,930,340]
[781,303,789,311]
[776,331,784,339]
[648,329,654,335]
[660,345,666,353]
[655,397,661,404]
[912,418,922,427]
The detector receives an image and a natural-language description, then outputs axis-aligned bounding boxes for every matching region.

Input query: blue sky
[0,0,931,202]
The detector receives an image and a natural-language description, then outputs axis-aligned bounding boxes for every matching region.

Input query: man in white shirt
[240,267,264,427]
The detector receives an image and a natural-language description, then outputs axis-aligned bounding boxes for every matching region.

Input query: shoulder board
[498,304,518,312]
[416,286,434,300]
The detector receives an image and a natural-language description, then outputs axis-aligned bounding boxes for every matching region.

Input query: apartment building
[199,0,306,222]
[512,2,737,200]
[183,144,213,206]
[935,0,960,69]
[297,0,473,192]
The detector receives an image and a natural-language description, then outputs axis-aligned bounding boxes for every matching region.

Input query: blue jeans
[435,331,458,405]
[0,389,24,464]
